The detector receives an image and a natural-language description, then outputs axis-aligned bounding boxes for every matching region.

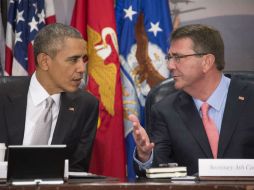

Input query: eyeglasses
[165,53,209,63]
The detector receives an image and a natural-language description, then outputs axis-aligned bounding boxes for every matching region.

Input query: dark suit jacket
[138,76,254,176]
[0,77,99,172]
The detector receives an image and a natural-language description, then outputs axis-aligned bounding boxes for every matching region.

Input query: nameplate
[199,159,254,176]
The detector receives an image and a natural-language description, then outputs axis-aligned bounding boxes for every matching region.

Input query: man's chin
[65,85,80,93]
[174,82,183,90]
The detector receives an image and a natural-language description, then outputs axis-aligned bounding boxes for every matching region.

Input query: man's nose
[77,59,86,73]
[167,59,176,71]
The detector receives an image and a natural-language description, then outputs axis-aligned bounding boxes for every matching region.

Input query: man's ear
[202,54,215,73]
[37,53,50,71]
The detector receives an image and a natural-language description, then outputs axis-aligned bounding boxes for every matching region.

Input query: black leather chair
[145,71,254,134]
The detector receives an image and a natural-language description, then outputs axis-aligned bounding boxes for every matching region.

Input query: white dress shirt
[23,73,61,145]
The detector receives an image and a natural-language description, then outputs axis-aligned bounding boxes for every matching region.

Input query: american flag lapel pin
[238,96,245,101]
[68,107,75,112]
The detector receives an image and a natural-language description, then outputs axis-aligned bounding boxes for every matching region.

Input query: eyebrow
[65,55,83,61]
[171,52,191,56]
[171,52,180,56]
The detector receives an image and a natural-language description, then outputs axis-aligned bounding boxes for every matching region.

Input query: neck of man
[185,70,222,102]
[35,70,62,95]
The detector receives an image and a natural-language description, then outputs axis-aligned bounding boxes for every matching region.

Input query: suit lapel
[51,92,77,144]
[218,78,247,157]
[5,91,28,145]
[175,92,213,157]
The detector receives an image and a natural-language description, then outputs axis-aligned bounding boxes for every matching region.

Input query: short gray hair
[33,23,83,65]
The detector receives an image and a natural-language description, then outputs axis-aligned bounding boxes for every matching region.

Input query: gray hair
[33,23,83,65]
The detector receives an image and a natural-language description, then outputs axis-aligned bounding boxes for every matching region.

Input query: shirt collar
[29,73,61,107]
[194,74,230,111]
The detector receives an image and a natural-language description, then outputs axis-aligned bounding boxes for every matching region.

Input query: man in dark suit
[0,23,99,172]
[129,24,254,175]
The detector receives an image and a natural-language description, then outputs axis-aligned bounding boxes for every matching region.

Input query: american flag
[5,0,55,76]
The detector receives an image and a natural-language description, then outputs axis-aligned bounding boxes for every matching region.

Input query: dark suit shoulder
[64,89,98,105]
[0,76,30,96]
[153,90,185,109]
[0,76,30,87]
[228,76,254,97]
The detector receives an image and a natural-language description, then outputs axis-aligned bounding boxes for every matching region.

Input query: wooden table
[1,178,254,190]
